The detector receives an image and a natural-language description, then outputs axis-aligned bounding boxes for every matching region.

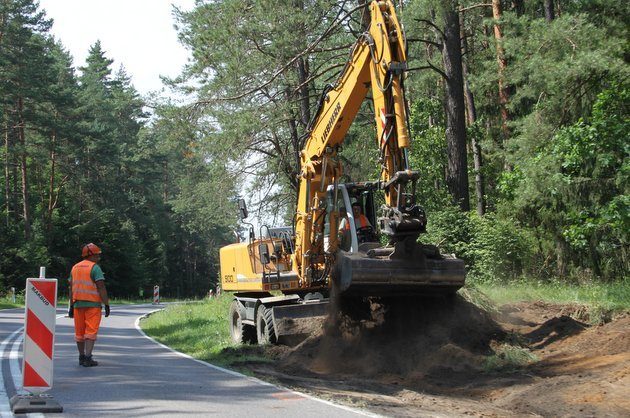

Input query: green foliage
[0,2,236,298]
[0,287,25,309]
[423,206,534,283]
[467,214,535,283]
[503,83,629,279]
[484,344,538,372]
[174,0,351,220]
[408,98,451,211]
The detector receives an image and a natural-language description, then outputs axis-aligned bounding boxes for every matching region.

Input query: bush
[467,214,535,283]
[423,206,535,283]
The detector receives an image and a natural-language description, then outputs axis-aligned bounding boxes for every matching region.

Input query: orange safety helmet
[82,243,102,258]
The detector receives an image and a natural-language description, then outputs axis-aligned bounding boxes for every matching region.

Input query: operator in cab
[339,202,372,231]
[338,202,374,248]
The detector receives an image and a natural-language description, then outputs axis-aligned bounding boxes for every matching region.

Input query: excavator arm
[293,1,425,287]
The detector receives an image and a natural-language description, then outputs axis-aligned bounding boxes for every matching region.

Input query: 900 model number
[223,275,235,283]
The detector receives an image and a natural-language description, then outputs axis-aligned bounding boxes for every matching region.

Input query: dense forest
[0,0,627,299]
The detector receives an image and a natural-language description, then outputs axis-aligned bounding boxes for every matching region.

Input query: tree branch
[249,37,276,59]
[421,60,448,80]
[196,3,368,105]
[415,19,445,40]
[407,38,442,49]
[293,62,346,94]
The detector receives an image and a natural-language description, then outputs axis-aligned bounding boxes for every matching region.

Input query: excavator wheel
[229,300,256,344]
[256,305,277,345]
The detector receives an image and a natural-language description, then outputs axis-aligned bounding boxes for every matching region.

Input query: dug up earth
[232,295,629,417]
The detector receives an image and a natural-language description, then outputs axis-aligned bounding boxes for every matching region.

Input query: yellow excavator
[220,1,465,344]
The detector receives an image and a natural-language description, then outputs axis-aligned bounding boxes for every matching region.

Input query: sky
[38,0,196,96]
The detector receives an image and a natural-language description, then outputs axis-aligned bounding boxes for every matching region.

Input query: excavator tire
[229,300,256,344]
[256,305,277,345]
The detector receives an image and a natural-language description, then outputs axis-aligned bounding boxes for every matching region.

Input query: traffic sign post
[153,285,160,305]
[10,267,63,413]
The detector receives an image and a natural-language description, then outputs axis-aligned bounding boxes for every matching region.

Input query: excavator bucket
[333,242,466,297]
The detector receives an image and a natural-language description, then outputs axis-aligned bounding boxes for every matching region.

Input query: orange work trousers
[74,307,102,342]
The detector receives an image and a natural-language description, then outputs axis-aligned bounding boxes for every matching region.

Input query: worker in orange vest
[339,202,372,231]
[68,243,110,367]
[338,202,373,247]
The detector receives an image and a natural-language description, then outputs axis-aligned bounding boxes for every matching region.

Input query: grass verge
[476,278,629,311]
[0,294,24,309]
[140,296,271,369]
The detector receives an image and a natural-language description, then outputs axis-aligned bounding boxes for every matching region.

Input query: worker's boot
[82,355,98,367]
[79,354,86,366]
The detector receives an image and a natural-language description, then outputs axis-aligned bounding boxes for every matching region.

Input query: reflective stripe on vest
[71,260,102,303]
[344,215,369,230]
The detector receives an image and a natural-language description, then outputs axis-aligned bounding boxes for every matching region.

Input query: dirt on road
[233,294,629,417]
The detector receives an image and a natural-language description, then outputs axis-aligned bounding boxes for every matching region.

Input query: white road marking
[134,308,381,418]
[9,333,24,394]
[9,332,45,418]
[1,329,22,418]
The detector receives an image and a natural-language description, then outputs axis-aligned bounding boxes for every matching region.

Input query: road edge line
[134,308,381,418]
[0,328,23,418]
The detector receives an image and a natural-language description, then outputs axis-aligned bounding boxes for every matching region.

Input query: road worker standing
[68,243,110,367]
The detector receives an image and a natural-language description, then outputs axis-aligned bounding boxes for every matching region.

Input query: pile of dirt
[279,296,503,380]
[242,297,629,417]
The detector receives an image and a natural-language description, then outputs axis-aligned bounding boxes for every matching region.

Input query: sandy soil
[233,296,629,417]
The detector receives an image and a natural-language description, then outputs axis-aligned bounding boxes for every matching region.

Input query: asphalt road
[1,304,371,417]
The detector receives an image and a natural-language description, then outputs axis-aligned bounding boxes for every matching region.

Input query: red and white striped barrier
[22,277,58,393]
[153,285,160,305]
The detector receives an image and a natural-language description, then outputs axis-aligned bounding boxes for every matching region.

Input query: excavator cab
[325,183,379,253]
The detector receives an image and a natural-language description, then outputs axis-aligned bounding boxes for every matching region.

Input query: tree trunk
[359,0,371,31]
[296,57,310,128]
[460,13,485,216]
[163,161,169,202]
[589,235,602,278]
[492,0,510,144]
[543,0,555,22]
[46,128,57,234]
[441,4,470,211]
[17,97,31,240]
[4,122,10,227]
[555,234,570,278]
[285,85,301,191]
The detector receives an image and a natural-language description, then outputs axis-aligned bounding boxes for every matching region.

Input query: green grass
[483,343,538,372]
[140,295,271,368]
[476,278,630,311]
[0,293,24,309]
